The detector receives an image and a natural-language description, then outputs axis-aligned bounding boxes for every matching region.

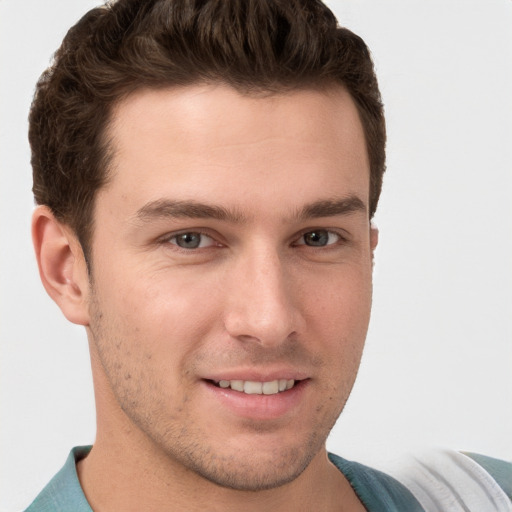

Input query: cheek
[94,265,223,358]
[301,263,373,335]
[299,264,372,393]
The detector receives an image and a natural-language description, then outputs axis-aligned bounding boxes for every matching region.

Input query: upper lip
[202,368,310,383]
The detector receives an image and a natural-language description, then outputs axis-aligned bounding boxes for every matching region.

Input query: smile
[212,379,296,395]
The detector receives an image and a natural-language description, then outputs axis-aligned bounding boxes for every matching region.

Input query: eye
[168,232,216,249]
[297,230,341,247]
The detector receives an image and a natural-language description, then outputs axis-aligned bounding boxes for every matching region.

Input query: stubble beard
[87,290,351,493]
[150,414,337,492]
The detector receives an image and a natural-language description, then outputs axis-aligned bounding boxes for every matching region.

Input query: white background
[1,1,511,510]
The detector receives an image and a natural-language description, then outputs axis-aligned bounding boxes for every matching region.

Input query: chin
[160,427,326,492]
[185,446,316,491]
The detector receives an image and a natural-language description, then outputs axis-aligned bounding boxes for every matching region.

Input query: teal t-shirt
[25,446,512,511]
[25,447,92,512]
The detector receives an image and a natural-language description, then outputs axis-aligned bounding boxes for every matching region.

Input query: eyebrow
[296,196,367,220]
[135,199,247,224]
[134,195,367,224]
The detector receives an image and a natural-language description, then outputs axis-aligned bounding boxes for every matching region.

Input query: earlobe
[370,222,379,252]
[32,206,90,326]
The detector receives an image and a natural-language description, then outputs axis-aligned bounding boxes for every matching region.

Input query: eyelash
[164,231,220,250]
[161,228,348,251]
[293,229,346,248]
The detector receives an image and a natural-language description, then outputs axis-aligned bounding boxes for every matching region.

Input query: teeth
[230,380,244,392]
[262,380,278,395]
[215,379,296,395]
[244,381,262,394]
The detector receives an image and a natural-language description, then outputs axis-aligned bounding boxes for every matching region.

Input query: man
[22,0,512,510]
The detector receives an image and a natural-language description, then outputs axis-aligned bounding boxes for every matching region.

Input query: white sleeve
[385,450,512,512]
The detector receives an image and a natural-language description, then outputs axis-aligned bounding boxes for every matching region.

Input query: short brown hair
[29,0,385,262]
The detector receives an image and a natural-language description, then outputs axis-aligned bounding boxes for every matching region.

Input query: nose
[223,248,302,347]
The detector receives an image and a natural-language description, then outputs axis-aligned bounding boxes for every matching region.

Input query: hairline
[78,79,372,270]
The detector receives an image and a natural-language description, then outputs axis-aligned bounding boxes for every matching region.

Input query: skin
[33,84,377,511]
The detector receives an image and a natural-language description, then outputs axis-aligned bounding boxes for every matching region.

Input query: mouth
[203,377,308,420]
[208,379,298,395]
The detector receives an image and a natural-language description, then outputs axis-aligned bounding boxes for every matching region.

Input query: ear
[370,222,379,252]
[32,206,90,326]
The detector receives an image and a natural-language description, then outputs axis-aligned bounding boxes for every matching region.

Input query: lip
[202,367,310,383]
[201,377,310,421]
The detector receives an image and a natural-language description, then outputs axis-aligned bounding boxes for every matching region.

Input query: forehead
[101,84,370,218]
[109,84,366,153]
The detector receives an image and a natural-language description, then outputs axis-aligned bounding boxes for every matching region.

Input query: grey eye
[303,230,329,246]
[172,232,204,249]
[299,230,341,247]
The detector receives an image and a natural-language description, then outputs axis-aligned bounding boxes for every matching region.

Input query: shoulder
[24,446,92,512]
[330,450,512,512]
[464,452,512,501]
[385,450,512,512]
[328,452,424,511]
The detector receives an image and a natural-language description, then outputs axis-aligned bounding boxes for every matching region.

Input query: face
[86,84,376,491]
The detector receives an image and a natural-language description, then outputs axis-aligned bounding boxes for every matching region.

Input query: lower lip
[202,380,309,421]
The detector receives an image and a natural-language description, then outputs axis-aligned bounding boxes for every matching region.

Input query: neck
[78,438,362,512]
